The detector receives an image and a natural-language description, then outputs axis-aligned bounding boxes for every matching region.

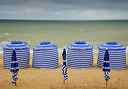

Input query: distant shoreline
[0,19,128,22]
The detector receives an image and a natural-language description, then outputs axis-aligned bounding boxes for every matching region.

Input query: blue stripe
[67,48,93,68]
[32,46,58,68]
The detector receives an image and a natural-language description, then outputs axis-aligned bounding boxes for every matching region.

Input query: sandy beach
[0,51,128,89]
[0,0,128,88]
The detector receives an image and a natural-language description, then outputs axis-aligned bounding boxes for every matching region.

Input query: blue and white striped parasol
[10,49,19,72]
[62,48,68,82]
[10,49,19,86]
[103,49,110,87]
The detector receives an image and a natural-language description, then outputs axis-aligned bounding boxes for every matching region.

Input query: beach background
[0,20,128,48]
[0,20,128,89]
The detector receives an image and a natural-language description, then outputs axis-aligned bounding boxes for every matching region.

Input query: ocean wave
[3,33,10,36]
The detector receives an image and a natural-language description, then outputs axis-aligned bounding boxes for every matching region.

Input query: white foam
[3,33,10,36]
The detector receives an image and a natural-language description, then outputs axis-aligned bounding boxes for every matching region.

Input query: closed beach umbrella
[10,49,19,86]
[62,48,68,84]
[103,49,110,72]
[103,49,110,88]
[10,50,19,71]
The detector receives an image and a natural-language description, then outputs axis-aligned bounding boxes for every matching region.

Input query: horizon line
[0,19,128,22]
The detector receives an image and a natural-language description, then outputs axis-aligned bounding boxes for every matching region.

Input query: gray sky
[0,0,128,20]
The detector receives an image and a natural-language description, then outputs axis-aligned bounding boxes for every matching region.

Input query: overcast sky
[0,0,128,20]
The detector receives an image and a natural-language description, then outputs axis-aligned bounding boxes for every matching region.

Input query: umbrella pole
[63,80,65,84]
[106,80,108,88]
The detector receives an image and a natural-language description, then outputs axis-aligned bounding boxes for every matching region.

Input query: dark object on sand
[103,49,110,88]
[62,48,68,84]
[10,49,19,86]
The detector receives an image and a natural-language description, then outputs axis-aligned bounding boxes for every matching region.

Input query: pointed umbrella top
[103,49,111,88]
[104,49,109,61]
[62,48,66,66]
[10,49,19,71]
[103,49,110,72]
[62,48,66,60]
[11,50,17,61]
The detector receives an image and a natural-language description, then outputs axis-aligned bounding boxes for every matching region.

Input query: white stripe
[10,61,18,63]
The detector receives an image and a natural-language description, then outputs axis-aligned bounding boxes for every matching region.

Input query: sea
[0,20,128,50]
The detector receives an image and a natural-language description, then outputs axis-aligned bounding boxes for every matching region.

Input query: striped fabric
[103,50,110,72]
[10,50,19,86]
[10,50,19,71]
[3,41,30,69]
[62,49,68,80]
[98,42,126,69]
[11,71,18,86]
[103,49,110,81]
[32,42,58,68]
[104,71,110,82]
[62,65,68,80]
[67,41,93,68]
